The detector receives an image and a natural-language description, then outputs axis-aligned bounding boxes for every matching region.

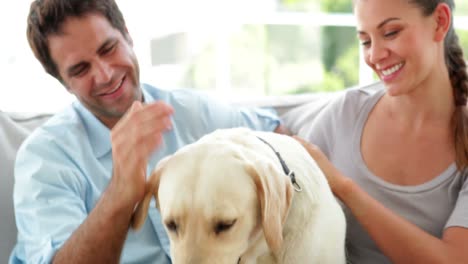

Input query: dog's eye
[165,220,178,233]
[214,219,237,235]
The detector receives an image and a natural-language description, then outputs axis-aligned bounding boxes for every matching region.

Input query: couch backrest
[0,112,51,263]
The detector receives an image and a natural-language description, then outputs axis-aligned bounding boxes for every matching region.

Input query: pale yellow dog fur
[132,128,346,264]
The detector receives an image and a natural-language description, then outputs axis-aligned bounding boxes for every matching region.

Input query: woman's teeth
[382,63,403,76]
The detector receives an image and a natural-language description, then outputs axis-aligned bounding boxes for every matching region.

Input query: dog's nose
[237,257,241,264]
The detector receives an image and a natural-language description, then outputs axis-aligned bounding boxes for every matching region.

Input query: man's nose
[93,59,113,84]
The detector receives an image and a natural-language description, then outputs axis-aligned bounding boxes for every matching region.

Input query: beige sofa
[1,112,52,262]
[0,84,351,263]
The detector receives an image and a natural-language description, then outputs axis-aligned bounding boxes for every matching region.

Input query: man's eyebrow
[357,17,401,35]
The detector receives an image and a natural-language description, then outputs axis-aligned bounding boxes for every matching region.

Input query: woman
[295,0,468,263]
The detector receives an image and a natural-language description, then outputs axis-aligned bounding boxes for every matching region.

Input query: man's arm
[53,101,173,263]
[52,184,134,263]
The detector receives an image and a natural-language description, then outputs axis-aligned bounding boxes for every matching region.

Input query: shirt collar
[74,86,155,159]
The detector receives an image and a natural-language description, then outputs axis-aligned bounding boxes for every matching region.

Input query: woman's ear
[433,3,451,42]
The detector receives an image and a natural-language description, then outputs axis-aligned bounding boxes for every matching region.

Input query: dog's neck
[256,136,302,192]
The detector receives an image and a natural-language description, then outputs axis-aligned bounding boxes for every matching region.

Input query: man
[10,1,286,263]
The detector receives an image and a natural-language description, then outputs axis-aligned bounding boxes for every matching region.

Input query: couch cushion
[280,93,337,134]
[0,112,51,263]
[232,92,337,128]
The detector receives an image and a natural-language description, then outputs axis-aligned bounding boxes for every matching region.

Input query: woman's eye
[360,40,371,47]
[384,30,399,38]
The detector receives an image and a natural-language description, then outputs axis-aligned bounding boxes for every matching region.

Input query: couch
[0,82,362,263]
[1,112,52,262]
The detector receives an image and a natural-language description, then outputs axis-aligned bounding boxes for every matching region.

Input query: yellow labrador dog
[132,128,346,264]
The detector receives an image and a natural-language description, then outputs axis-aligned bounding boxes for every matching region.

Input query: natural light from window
[1,0,467,113]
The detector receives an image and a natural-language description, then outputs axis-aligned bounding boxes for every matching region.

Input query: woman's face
[355,0,443,96]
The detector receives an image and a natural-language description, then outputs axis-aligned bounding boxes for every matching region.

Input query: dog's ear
[246,160,294,253]
[131,155,171,230]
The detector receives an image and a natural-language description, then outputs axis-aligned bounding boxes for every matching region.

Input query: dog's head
[132,132,293,263]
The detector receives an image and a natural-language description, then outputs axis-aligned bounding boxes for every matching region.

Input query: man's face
[49,13,142,128]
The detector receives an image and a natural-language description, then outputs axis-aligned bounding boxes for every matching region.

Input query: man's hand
[109,101,173,212]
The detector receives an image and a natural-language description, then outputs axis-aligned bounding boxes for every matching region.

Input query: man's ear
[433,3,451,42]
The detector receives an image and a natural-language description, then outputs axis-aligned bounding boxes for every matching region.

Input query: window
[455,1,468,56]
[0,0,467,113]
[127,0,366,101]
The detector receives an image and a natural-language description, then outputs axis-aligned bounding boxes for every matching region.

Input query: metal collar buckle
[257,136,302,192]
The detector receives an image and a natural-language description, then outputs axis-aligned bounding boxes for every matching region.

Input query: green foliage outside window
[318,0,357,92]
[280,0,358,93]
[455,1,468,15]
[457,29,468,61]
[183,0,468,96]
[280,0,316,11]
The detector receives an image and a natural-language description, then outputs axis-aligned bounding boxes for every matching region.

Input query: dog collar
[256,136,302,192]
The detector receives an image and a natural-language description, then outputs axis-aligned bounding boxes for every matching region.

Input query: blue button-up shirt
[10,84,280,264]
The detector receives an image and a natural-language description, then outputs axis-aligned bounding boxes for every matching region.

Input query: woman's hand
[293,136,349,195]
